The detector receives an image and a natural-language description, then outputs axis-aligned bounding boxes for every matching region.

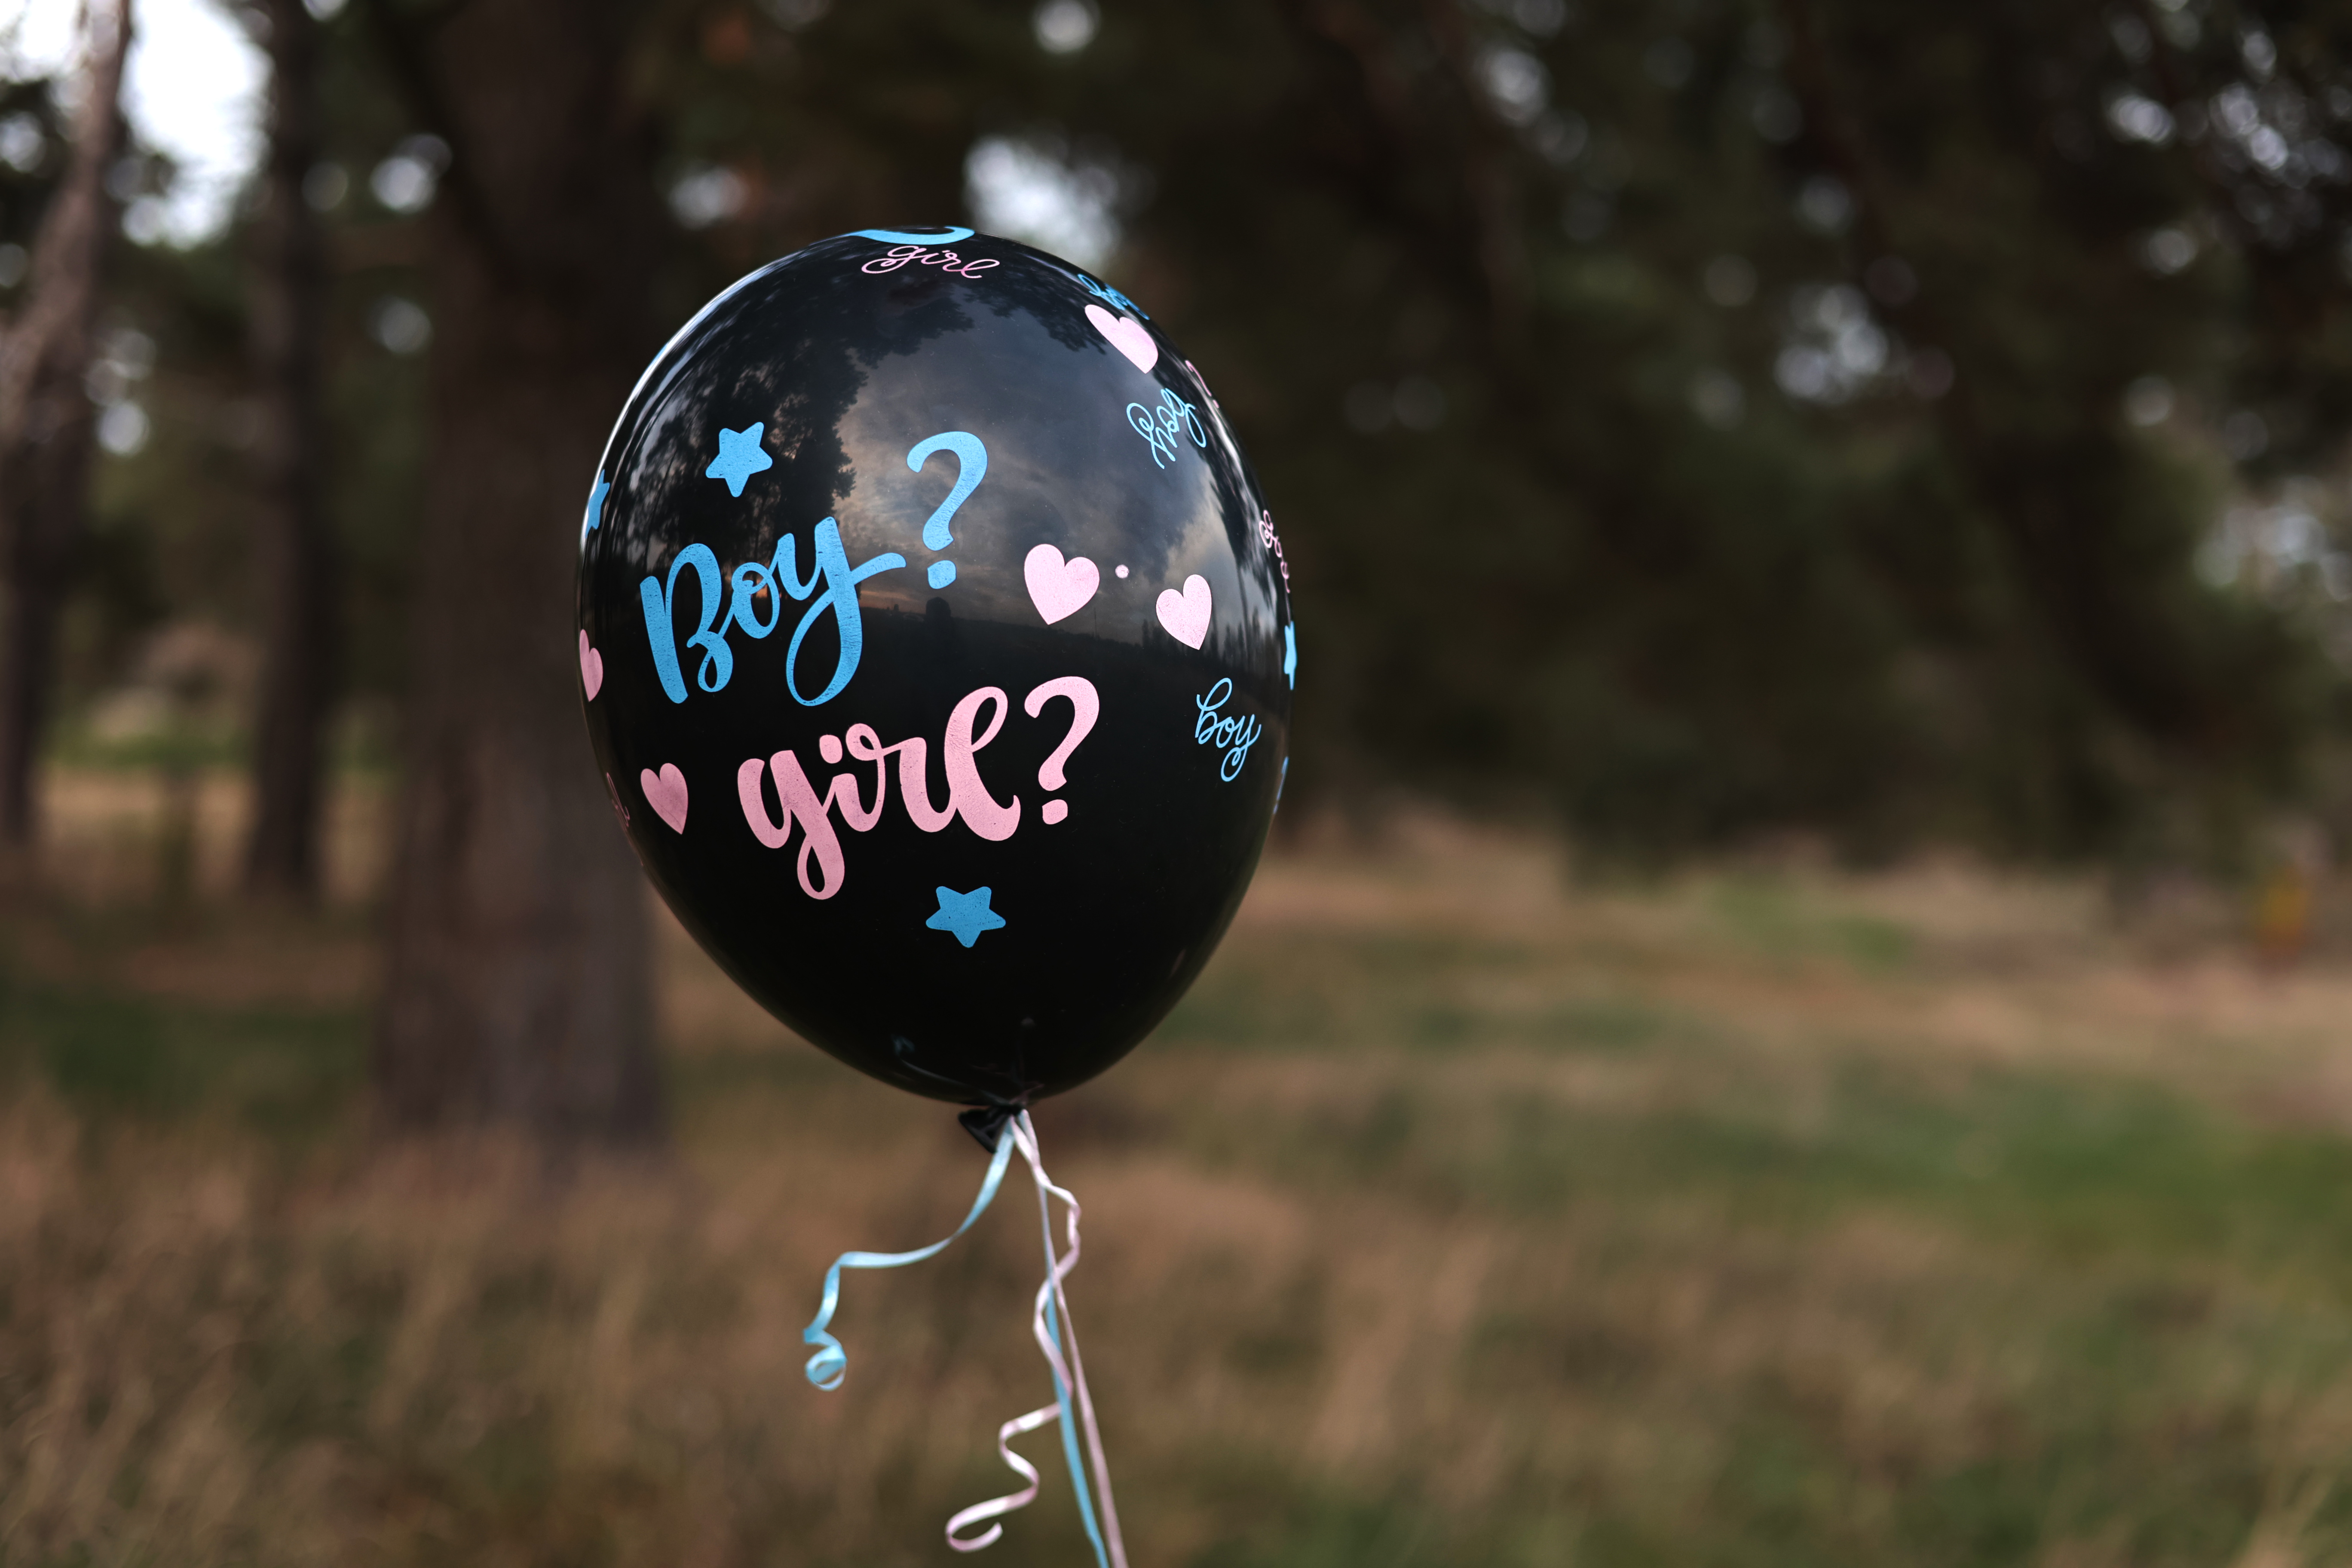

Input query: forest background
[4,0,2352,1563]
[18,0,2352,893]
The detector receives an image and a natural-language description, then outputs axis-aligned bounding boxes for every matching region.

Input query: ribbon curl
[801,1129,1014,1390]
[799,1110,1128,1568]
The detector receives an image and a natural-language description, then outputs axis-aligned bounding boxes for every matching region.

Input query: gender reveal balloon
[576,227,1295,1111]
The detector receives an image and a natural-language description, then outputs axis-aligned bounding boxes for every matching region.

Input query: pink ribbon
[944,1111,1128,1568]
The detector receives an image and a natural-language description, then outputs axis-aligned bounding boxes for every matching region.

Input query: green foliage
[0,948,364,1135]
[46,0,2352,863]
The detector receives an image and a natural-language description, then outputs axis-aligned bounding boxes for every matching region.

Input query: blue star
[706,424,773,498]
[583,471,609,536]
[925,885,1007,948]
[1283,623,1296,688]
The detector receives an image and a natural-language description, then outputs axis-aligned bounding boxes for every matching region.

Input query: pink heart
[1084,303,1158,375]
[578,630,603,700]
[1023,542,1100,625]
[640,764,689,833]
[1155,574,1213,649]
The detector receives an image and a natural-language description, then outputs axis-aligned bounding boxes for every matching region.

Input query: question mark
[1023,676,1099,825]
[907,431,987,590]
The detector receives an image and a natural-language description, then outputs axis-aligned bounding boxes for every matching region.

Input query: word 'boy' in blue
[1193,678,1262,781]
[641,521,905,708]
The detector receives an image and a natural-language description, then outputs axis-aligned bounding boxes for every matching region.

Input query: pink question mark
[1023,676,1099,824]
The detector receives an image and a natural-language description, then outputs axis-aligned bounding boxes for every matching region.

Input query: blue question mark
[906,432,987,590]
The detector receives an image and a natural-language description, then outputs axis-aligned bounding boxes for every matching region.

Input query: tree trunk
[243,0,336,900]
[368,0,665,1144]
[0,2,128,858]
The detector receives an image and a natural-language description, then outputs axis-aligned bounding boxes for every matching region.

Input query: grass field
[6,774,2352,1566]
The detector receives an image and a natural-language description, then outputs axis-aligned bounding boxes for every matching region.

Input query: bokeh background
[4,0,2352,1563]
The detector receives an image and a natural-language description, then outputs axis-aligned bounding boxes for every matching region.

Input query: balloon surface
[576,229,1295,1109]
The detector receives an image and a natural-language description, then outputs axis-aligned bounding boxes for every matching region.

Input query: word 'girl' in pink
[738,680,1092,898]
[863,245,999,279]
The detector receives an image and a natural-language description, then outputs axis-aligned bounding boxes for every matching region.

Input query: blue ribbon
[804,1113,1123,1567]
[801,1128,1016,1390]
[1044,1284,1110,1568]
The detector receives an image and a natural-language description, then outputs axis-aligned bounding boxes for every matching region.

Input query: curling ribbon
[944,1112,1128,1567]
[801,1128,1015,1390]
[800,1111,1129,1568]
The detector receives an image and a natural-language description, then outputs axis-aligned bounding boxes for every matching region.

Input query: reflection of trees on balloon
[971,251,1111,354]
[1208,624,1246,673]
[598,247,981,719]
[591,238,972,587]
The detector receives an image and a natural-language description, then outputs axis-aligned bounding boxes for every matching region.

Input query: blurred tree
[1771,0,2352,857]
[1098,0,2337,862]
[647,0,2331,865]
[29,0,2352,901]
[361,0,666,1142]
[0,0,126,857]
[243,0,337,900]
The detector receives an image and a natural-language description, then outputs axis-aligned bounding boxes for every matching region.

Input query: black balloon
[575,228,1294,1112]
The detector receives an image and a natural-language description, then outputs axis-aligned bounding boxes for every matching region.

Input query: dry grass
[7,777,2352,1565]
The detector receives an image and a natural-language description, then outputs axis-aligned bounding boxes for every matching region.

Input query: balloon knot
[959,1104,1019,1150]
